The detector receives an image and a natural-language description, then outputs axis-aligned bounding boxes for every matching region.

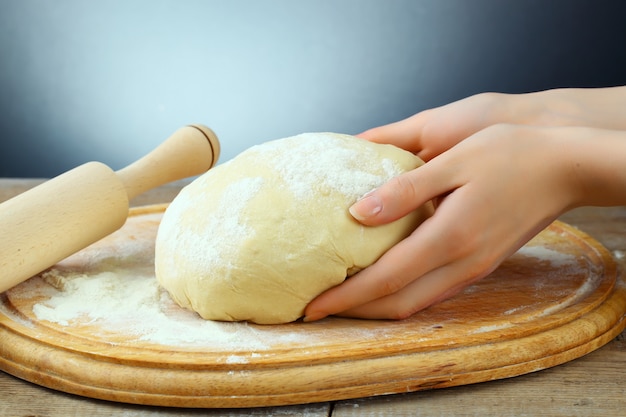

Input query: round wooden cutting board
[0,205,624,408]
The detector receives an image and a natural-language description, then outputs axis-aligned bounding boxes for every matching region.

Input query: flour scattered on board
[517,244,597,290]
[516,245,577,268]
[22,210,600,352]
[31,268,307,351]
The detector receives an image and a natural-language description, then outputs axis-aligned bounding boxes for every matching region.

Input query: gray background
[1,0,626,177]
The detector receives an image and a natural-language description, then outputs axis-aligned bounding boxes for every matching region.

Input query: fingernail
[302,312,325,322]
[349,193,382,221]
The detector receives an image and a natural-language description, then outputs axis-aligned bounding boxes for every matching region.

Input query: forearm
[520,86,626,131]
[560,126,626,207]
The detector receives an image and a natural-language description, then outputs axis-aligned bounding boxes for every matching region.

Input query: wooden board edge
[1,274,624,408]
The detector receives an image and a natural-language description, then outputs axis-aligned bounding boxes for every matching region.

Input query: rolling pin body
[0,162,128,292]
[0,125,220,293]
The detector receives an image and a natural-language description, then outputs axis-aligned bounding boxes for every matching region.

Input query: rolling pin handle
[116,124,221,200]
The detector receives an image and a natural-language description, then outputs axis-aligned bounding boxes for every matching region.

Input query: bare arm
[358,86,626,161]
[304,87,626,321]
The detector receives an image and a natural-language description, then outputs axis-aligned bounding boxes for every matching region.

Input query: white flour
[158,175,264,273]
[247,133,403,201]
[32,267,308,351]
[23,209,596,354]
[516,245,577,268]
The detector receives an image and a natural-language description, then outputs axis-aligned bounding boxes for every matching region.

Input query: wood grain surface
[1,179,625,416]
[1,198,624,409]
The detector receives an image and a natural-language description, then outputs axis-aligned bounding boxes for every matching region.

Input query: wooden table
[1,178,625,417]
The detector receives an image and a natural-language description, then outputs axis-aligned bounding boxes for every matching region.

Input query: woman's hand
[304,124,579,320]
[358,86,626,163]
[303,86,626,321]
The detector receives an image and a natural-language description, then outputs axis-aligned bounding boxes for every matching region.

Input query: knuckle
[463,250,502,282]
[471,92,507,117]
[475,91,503,105]
[481,122,525,139]
[443,225,481,259]
[386,173,419,205]
[389,307,421,321]
[379,276,407,297]
[475,253,502,278]
[388,297,433,320]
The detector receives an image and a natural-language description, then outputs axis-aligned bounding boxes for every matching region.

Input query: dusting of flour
[516,245,576,268]
[513,244,598,317]
[158,175,264,273]
[31,267,307,351]
[248,133,404,201]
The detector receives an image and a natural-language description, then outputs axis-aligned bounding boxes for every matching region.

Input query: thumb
[349,170,434,226]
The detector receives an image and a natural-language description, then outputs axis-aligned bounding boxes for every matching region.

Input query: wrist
[558,127,626,207]
[521,86,626,130]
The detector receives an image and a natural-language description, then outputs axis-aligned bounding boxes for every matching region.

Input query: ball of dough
[155,133,433,324]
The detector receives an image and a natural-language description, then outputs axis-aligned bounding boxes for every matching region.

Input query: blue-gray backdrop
[1,0,626,177]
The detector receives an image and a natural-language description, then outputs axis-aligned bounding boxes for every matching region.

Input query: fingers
[303,216,445,322]
[304,151,467,321]
[357,111,430,154]
[304,187,478,322]
[303,138,466,322]
[337,260,488,320]
[357,93,520,162]
[302,93,608,323]
[349,154,459,226]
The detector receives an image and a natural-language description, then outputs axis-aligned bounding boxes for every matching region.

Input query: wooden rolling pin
[0,125,220,293]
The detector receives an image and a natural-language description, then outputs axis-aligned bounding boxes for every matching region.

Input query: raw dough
[155,133,433,324]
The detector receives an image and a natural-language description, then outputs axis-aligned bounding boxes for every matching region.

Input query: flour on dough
[155,132,433,324]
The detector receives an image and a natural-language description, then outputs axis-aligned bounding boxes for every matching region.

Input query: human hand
[357,92,517,161]
[304,86,626,321]
[359,86,626,162]
[304,124,584,321]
